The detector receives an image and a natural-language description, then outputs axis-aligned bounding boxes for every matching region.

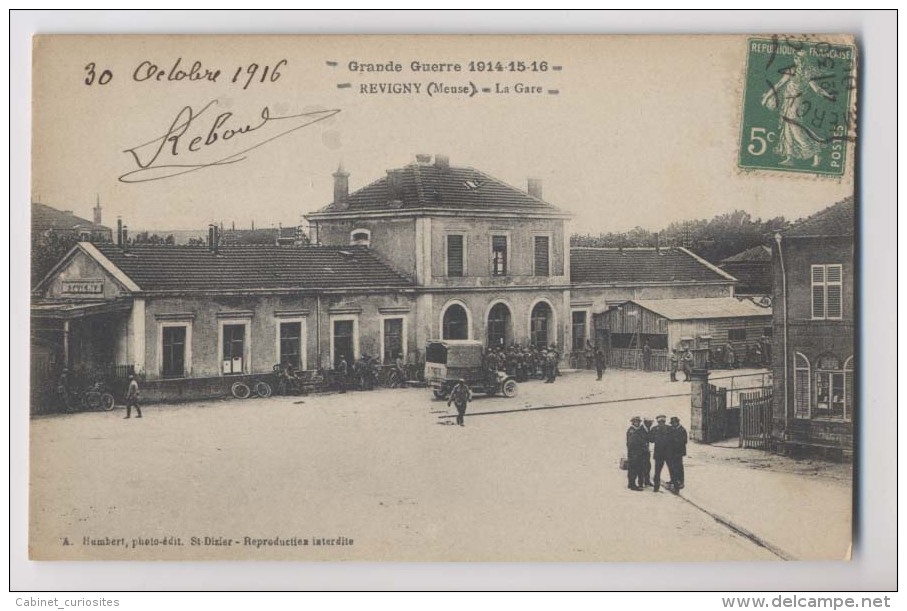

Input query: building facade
[771,197,855,455]
[306,155,573,354]
[31,241,413,407]
[720,245,773,297]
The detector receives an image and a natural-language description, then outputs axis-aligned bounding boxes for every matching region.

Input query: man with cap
[625,416,648,491]
[124,374,141,419]
[650,415,672,491]
[448,378,472,427]
[667,416,688,489]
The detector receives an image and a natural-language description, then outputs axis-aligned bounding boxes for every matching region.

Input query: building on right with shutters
[770,196,855,457]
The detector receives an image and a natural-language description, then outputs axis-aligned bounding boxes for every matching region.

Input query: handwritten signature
[120,100,340,183]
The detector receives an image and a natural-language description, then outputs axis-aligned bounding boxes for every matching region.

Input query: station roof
[89,244,412,292]
[784,196,855,238]
[570,247,737,285]
[311,158,568,216]
[631,297,772,320]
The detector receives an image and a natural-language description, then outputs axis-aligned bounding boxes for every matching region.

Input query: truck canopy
[425,340,485,368]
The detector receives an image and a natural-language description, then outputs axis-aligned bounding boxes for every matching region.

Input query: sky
[32,35,853,236]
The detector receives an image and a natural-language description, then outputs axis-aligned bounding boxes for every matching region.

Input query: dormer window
[350,229,371,248]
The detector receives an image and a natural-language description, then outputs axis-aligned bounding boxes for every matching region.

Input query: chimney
[213,224,220,254]
[208,225,215,251]
[527,178,543,200]
[387,169,405,204]
[333,163,350,208]
[415,153,432,165]
[121,225,129,252]
[93,195,102,225]
[655,232,661,254]
[434,154,450,170]
[116,218,123,246]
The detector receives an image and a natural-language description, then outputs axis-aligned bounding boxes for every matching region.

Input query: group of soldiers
[334,353,397,392]
[625,414,688,492]
[483,343,561,383]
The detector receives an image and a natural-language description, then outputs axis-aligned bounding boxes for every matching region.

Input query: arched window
[350,228,371,248]
[815,354,847,420]
[487,302,512,348]
[793,352,810,419]
[530,301,554,350]
[442,304,469,340]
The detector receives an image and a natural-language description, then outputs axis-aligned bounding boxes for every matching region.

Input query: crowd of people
[482,343,562,383]
[625,414,688,492]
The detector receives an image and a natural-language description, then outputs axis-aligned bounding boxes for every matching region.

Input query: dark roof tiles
[570,247,734,285]
[94,244,411,292]
[315,162,564,214]
[784,196,855,238]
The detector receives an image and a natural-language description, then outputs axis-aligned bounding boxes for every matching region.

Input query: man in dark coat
[625,416,647,491]
[642,341,652,371]
[650,415,671,491]
[448,378,472,427]
[594,347,606,381]
[667,416,688,489]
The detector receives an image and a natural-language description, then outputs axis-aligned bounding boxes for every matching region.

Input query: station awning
[31,299,133,320]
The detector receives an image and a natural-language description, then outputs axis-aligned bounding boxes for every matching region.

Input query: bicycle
[61,381,116,413]
[230,378,273,400]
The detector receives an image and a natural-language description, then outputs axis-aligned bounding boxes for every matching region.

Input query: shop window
[815,354,849,420]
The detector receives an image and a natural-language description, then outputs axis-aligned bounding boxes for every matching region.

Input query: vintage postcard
[29,34,856,562]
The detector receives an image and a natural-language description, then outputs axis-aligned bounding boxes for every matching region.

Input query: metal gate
[739,387,773,449]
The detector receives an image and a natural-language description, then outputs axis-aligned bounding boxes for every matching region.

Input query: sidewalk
[676,442,852,561]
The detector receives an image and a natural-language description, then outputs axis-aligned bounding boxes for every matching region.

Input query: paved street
[30,369,849,561]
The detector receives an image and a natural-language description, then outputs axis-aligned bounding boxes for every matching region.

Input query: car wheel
[501,379,518,398]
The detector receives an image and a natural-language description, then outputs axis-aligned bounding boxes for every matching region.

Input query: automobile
[424,339,518,399]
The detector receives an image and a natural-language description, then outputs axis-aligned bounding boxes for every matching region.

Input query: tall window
[222,324,245,374]
[447,234,464,277]
[162,326,186,378]
[531,302,553,349]
[491,235,508,276]
[572,311,587,351]
[443,304,469,340]
[333,320,355,368]
[383,318,404,363]
[815,354,848,420]
[487,303,511,348]
[534,236,550,276]
[793,352,810,419]
[279,322,302,370]
[811,264,843,320]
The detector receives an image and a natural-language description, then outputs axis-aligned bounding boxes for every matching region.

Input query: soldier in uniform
[625,416,647,491]
[594,346,606,381]
[336,355,349,393]
[667,416,688,490]
[669,351,679,382]
[124,374,142,419]
[447,378,472,427]
[680,348,695,381]
[642,341,652,371]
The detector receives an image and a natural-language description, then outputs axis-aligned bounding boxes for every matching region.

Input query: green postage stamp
[739,36,857,176]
